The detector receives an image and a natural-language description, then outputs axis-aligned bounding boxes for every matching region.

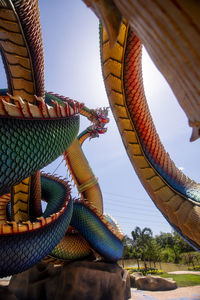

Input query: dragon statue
[0,0,199,279]
[84,0,200,141]
[83,0,200,250]
[0,0,124,277]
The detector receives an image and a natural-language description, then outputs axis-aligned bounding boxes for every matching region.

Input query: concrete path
[130,286,200,300]
[168,271,200,275]
[130,271,200,299]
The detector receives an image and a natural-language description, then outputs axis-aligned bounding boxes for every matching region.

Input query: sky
[1,1,200,238]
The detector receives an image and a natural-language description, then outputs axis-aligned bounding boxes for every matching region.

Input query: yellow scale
[101,20,200,247]
[0,2,39,222]
[11,177,31,222]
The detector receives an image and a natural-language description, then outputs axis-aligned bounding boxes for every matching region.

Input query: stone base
[2,261,131,300]
[130,274,177,291]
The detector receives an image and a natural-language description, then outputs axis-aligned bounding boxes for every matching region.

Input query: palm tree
[131,226,153,269]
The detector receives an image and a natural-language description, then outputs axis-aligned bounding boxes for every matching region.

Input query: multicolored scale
[0,0,124,278]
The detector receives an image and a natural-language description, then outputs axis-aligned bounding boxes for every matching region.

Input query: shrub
[124,267,163,276]
[188,265,200,271]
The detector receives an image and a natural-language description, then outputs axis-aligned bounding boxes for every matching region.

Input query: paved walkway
[130,286,200,300]
[168,271,200,275]
[130,271,200,300]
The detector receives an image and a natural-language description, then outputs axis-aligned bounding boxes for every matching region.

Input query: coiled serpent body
[1,0,200,278]
[0,0,123,277]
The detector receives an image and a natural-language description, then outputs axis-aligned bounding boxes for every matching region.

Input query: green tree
[145,238,162,268]
[155,232,174,248]
[156,230,194,263]
[131,226,153,269]
[172,231,194,253]
[161,247,176,263]
[122,235,135,259]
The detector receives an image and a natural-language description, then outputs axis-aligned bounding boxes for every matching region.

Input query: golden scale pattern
[0,193,10,224]
[101,20,200,248]
[0,0,45,223]
[11,177,31,223]
[0,175,71,235]
[114,0,200,139]
[0,1,123,267]
[0,1,36,102]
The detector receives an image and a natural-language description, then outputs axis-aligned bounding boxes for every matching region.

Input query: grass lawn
[160,273,200,287]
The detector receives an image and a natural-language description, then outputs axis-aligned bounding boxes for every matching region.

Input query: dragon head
[87,125,107,139]
[95,107,109,124]
[87,107,109,139]
[89,107,109,126]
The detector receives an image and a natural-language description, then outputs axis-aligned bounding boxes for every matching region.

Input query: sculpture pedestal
[7,261,130,300]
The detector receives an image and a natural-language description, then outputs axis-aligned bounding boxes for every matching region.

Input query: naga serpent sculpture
[0,0,123,277]
[83,1,200,250]
[0,0,200,278]
[84,0,200,141]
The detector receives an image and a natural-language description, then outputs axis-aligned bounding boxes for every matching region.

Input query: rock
[0,286,17,300]
[135,275,177,291]
[8,261,131,300]
[130,272,143,288]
